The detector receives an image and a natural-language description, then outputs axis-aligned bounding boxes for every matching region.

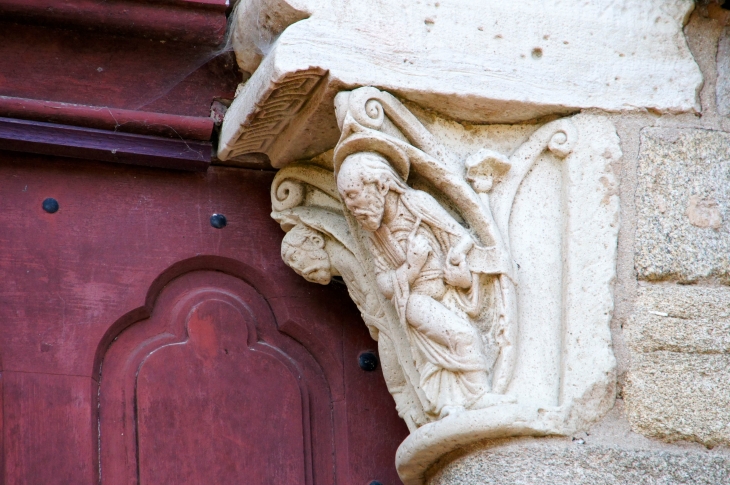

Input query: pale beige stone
[635,129,730,283]
[219,0,700,166]
[229,0,311,75]
[686,195,723,230]
[626,352,730,447]
[270,87,620,484]
[624,285,730,447]
[213,2,730,483]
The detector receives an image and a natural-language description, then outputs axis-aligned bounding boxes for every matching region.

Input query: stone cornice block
[220,0,701,166]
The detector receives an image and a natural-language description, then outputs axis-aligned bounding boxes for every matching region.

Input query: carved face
[281,225,332,285]
[337,153,389,232]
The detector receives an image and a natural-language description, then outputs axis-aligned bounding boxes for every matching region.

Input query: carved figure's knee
[406,294,449,328]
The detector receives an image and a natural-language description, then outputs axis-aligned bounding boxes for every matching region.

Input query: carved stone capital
[270,87,621,483]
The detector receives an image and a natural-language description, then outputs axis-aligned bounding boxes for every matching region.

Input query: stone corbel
[268,85,622,483]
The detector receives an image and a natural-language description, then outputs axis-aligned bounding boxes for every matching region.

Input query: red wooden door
[0,153,409,484]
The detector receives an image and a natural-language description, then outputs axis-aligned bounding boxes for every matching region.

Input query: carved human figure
[281,223,386,329]
[281,223,424,428]
[336,151,502,418]
[270,87,619,474]
[281,224,332,285]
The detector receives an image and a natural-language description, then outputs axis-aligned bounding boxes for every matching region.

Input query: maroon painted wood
[0,22,241,118]
[100,272,334,485]
[0,117,211,171]
[0,96,214,140]
[0,152,408,484]
[136,299,308,485]
[3,373,95,484]
[0,0,228,45]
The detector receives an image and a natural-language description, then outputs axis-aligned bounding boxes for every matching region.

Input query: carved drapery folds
[271,87,620,483]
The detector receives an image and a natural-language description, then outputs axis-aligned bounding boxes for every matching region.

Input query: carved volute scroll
[271,87,621,483]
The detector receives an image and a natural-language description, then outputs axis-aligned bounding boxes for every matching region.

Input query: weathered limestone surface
[427,440,730,485]
[635,128,730,283]
[624,285,730,447]
[220,0,701,166]
[270,87,621,483]
[238,0,700,120]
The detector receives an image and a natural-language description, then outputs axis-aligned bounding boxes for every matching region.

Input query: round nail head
[42,198,59,214]
[359,352,379,372]
[210,213,227,229]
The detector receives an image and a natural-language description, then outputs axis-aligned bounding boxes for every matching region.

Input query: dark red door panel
[101,271,329,485]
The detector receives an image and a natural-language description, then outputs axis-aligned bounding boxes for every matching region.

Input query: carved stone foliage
[271,87,621,483]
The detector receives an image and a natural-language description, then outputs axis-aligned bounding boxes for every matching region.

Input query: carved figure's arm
[376,233,428,301]
[404,190,477,288]
[443,233,473,289]
[448,234,474,265]
[404,233,431,285]
[376,271,395,300]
